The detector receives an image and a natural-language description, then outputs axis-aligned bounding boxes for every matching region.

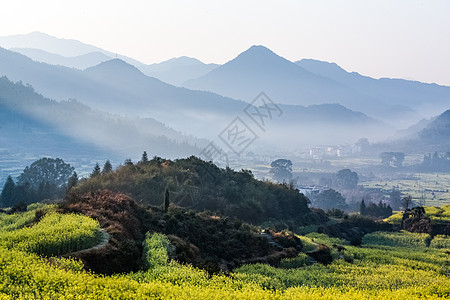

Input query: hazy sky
[1,0,449,85]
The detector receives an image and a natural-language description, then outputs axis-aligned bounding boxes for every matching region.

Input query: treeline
[360,200,393,218]
[0,158,76,209]
[415,151,450,172]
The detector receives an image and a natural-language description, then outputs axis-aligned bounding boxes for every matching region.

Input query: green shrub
[142,232,174,270]
[430,235,450,249]
[279,253,309,269]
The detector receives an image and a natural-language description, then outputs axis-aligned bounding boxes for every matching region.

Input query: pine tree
[164,188,170,212]
[91,163,101,178]
[102,160,113,173]
[359,199,366,215]
[141,151,149,163]
[67,172,78,191]
[0,176,16,208]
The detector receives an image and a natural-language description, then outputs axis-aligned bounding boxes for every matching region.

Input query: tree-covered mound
[72,156,318,228]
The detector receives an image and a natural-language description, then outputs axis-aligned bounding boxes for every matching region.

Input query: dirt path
[64,228,110,257]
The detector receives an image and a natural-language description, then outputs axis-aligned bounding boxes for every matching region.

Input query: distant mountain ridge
[0,31,144,67]
[0,32,217,85]
[0,46,389,149]
[297,59,450,118]
[183,45,405,122]
[3,32,448,129]
[10,48,112,69]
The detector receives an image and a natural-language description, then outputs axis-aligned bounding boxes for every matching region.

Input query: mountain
[296,59,450,118]
[10,48,112,69]
[140,56,219,86]
[1,33,217,85]
[0,46,392,150]
[183,45,385,115]
[0,47,247,137]
[0,32,144,68]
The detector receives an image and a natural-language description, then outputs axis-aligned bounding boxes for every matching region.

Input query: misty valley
[0,32,449,299]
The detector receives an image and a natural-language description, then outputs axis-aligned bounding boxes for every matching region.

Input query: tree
[312,189,347,210]
[91,163,101,178]
[67,172,78,191]
[359,199,366,215]
[270,159,293,183]
[380,152,394,166]
[355,138,370,154]
[334,169,358,189]
[17,158,74,188]
[389,187,402,210]
[164,188,170,212]
[102,160,113,173]
[0,176,16,208]
[141,151,149,163]
[392,152,405,168]
[402,195,412,210]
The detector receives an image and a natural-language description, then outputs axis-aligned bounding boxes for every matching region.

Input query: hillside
[71,156,319,228]
[419,110,450,142]
[0,77,203,187]
[1,202,448,298]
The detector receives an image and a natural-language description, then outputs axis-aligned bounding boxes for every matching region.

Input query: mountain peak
[85,59,144,77]
[235,45,278,60]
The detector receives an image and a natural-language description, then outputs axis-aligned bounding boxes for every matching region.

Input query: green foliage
[91,163,101,178]
[0,203,56,232]
[361,200,393,218]
[17,157,74,188]
[295,235,318,252]
[142,232,174,270]
[270,159,293,183]
[141,151,149,163]
[430,235,450,249]
[72,156,313,227]
[380,152,405,167]
[362,231,431,248]
[102,160,113,173]
[0,215,449,298]
[311,189,348,210]
[0,176,15,208]
[164,188,170,212]
[385,205,450,224]
[67,171,78,191]
[49,256,85,272]
[334,169,358,189]
[305,232,349,247]
[279,253,309,269]
[0,212,101,256]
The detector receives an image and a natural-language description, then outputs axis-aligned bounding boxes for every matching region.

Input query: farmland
[0,205,449,299]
